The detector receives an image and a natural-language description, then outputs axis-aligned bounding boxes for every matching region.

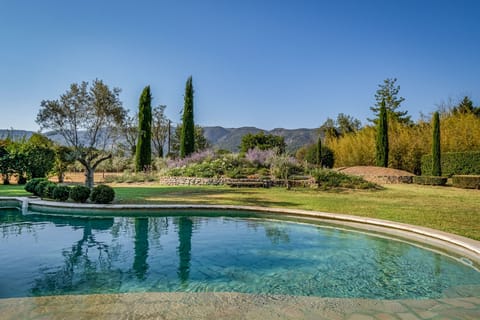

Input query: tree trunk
[85,166,94,189]
[58,171,64,183]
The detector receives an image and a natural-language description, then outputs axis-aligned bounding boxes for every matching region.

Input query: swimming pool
[1,207,479,300]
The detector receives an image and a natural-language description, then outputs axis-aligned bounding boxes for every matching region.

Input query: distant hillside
[0,130,34,141]
[1,126,319,153]
[202,126,319,153]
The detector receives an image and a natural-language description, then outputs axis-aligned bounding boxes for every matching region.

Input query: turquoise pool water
[1,208,479,299]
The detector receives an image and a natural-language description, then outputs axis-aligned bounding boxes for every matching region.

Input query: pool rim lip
[1,196,480,266]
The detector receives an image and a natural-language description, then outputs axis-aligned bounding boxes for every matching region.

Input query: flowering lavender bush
[245,148,276,167]
[166,149,215,168]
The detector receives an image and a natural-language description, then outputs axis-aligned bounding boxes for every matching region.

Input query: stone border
[1,196,480,266]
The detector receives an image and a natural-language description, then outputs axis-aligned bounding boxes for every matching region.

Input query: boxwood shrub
[452,175,480,189]
[422,152,480,176]
[35,181,53,198]
[52,185,70,201]
[24,178,48,195]
[70,185,91,203]
[44,182,58,198]
[413,176,447,186]
[90,184,115,204]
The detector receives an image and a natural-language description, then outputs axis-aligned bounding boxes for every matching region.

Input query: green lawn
[1,183,479,240]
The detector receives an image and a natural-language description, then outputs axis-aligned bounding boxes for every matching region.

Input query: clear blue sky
[1,0,479,131]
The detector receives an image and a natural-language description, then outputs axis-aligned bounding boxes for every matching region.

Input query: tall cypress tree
[135,86,152,171]
[432,111,441,176]
[316,136,322,167]
[376,100,389,167]
[180,76,195,158]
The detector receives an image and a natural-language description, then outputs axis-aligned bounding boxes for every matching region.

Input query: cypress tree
[135,86,152,171]
[375,100,389,167]
[432,111,441,176]
[316,136,322,167]
[180,76,195,158]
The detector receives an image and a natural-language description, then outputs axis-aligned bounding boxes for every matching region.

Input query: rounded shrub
[52,185,70,201]
[70,185,91,203]
[44,182,57,198]
[90,184,115,204]
[25,178,47,195]
[35,181,53,198]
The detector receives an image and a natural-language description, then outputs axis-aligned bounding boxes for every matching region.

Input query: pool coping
[2,196,480,266]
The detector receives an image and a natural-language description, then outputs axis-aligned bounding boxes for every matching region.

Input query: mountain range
[0,126,319,153]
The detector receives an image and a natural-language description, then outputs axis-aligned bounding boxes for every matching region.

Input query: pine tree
[369,78,411,124]
[376,100,389,167]
[135,86,152,171]
[432,111,441,176]
[316,136,322,166]
[180,76,195,158]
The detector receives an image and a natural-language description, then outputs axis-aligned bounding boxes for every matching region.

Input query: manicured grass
[112,183,480,240]
[0,184,29,197]
[1,183,479,240]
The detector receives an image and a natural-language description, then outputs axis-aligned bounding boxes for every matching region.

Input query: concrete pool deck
[1,196,480,319]
[1,292,479,319]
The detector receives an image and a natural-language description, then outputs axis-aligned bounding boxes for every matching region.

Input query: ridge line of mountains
[0,126,319,153]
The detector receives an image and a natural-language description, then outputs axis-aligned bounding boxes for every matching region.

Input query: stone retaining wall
[361,175,413,184]
[158,176,316,187]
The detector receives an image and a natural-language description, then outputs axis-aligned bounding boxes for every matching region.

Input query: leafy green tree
[295,143,334,168]
[369,78,411,124]
[376,100,389,167]
[452,96,480,117]
[432,111,441,176]
[180,76,195,158]
[336,113,362,134]
[24,134,55,179]
[0,143,11,184]
[117,112,138,155]
[319,113,361,141]
[240,132,286,154]
[36,80,126,189]
[152,105,169,158]
[135,86,152,171]
[53,146,75,183]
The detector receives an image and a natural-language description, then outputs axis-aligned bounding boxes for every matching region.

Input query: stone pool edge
[2,196,480,266]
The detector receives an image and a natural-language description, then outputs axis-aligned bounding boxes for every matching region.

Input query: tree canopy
[369,78,411,124]
[36,79,126,188]
[240,132,286,154]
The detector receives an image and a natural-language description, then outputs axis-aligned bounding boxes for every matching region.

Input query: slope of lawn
[1,183,478,240]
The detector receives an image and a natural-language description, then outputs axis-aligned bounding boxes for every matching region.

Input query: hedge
[452,175,480,189]
[413,176,447,186]
[421,152,480,177]
[90,184,115,204]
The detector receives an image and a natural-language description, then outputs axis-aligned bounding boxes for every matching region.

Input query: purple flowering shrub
[245,148,276,167]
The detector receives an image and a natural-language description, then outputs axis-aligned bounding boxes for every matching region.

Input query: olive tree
[36,80,126,188]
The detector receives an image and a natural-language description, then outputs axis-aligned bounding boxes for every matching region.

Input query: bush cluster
[24,179,116,203]
[413,176,447,186]
[421,152,480,177]
[314,169,380,190]
[90,185,115,204]
[24,178,48,196]
[452,175,480,189]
